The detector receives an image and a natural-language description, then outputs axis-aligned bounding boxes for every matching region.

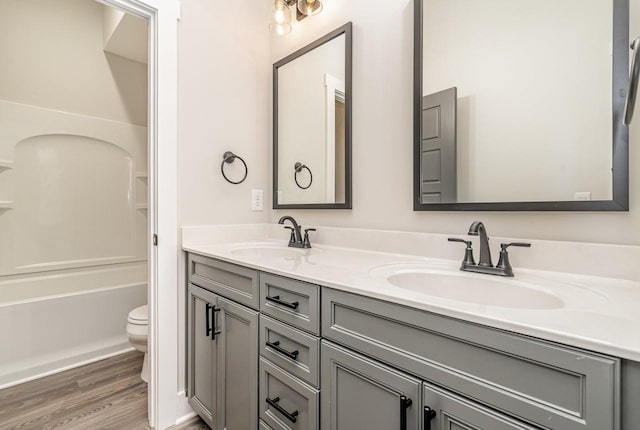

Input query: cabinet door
[422,383,538,430]
[187,284,218,427]
[216,296,259,430]
[321,341,422,430]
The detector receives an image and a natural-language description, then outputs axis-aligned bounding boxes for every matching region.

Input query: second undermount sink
[230,244,318,259]
[387,271,564,309]
[371,263,568,310]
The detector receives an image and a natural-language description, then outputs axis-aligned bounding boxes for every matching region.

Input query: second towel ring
[294,162,313,190]
[221,151,248,185]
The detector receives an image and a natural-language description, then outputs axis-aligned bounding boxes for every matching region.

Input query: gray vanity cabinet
[186,254,635,430]
[187,283,218,426]
[320,341,422,430]
[422,383,539,430]
[216,296,259,430]
[187,282,259,430]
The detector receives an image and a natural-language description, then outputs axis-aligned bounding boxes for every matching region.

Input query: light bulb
[270,0,292,35]
[297,0,322,16]
[270,22,292,36]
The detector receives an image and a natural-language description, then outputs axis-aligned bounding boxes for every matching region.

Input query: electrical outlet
[574,192,592,201]
[251,189,264,211]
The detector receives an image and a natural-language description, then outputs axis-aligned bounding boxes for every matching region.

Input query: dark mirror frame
[413,0,629,211]
[273,22,353,210]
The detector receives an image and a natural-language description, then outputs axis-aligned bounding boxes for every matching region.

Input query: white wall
[269,0,640,246]
[178,0,272,227]
[0,0,148,126]
[423,0,613,202]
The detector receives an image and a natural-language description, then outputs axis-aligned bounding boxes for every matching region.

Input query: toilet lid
[128,305,148,324]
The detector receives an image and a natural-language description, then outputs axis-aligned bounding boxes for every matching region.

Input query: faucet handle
[448,238,472,247]
[496,242,531,276]
[448,238,476,267]
[303,228,316,249]
[500,242,531,250]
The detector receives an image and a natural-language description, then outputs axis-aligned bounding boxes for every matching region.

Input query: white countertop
[183,238,640,362]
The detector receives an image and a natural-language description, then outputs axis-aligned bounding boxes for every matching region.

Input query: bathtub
[0,262,147,388]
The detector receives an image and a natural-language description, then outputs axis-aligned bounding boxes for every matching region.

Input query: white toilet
[126,304,149,383]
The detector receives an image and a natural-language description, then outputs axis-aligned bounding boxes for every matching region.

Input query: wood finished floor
[0,351,208,430]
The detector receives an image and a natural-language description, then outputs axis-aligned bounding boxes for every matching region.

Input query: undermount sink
[230,245,317,259]
[387,271,564,309]
[371,263,568,310]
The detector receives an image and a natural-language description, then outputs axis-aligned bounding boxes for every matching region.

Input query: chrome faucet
[278,216,315,249]
[449,221,531,277]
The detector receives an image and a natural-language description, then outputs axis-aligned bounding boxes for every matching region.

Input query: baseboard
[175,391,196,425]
[0,343,134,390]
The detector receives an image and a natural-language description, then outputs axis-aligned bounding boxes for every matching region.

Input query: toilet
[126,305,149,383]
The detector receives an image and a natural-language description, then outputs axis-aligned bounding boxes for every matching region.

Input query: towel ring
[221,151,248,185]
[294,162,313,190]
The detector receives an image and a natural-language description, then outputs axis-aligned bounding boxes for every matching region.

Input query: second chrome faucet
[449,221,530,277]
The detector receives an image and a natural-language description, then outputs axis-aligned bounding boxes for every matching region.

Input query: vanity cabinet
[185,252,634,430]
[321,288,620,430]
[187,282,259,430]
[422,383,539,430]
[320,341,422,430]
[186,283,218,425]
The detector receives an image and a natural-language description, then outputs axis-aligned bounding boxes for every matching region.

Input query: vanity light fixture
[269,0,323,36]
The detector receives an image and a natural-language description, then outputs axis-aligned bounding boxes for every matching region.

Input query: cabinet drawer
[260,315,320,387]
[188,253,259,309]
[322,288,620,430]
[259,357,319,430]
[260,273,320,335]
[423,382,538,430]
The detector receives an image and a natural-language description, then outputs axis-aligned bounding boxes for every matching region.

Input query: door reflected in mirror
[274,23,352,209]
[415,0,629,211]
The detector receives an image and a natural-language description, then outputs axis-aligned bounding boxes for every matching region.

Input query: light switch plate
[251,189,264,211]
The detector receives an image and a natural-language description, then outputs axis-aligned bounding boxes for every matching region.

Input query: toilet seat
[126,304,149,383]
[127,305,148,325]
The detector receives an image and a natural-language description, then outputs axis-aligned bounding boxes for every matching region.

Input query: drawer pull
[423,406,436,430]
[266,396,299,423]
[266,295,299,310]
[211,306,221,340]
[266,340,300,360]
[400,396,412,430]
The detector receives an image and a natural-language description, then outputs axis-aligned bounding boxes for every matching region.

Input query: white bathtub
[0,263,147,389]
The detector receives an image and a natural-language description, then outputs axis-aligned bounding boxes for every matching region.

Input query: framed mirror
[274,23,352,209]
[414,0,629,211]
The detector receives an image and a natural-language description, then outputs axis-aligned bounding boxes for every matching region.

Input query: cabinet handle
[211,306,221,340]
[205,303,212,337]
[266,396,299,423]
[265,295,299,310]
[400,395,413,430]
[265,340,300,360]
[423,406,436,430]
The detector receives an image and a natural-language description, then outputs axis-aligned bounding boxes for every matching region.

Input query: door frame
[94,0,179,428]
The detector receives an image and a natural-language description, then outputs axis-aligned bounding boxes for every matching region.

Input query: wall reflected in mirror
[416,0,629,210]
[274,23,352,209]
